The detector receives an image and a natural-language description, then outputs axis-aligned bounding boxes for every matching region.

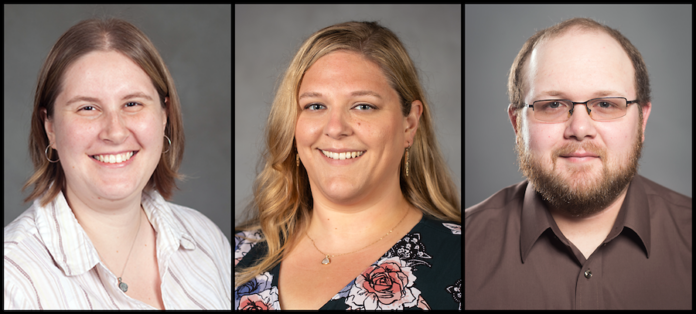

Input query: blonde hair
[235,21,460,288]
[23,18,185,206]
[508,17,651,111]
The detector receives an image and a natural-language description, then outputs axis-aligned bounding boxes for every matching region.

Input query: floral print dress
[235,215,461,310]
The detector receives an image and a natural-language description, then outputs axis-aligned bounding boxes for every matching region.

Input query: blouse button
[584,270,592,279]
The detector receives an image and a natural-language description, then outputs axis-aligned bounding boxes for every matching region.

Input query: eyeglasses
[525,97,638,123]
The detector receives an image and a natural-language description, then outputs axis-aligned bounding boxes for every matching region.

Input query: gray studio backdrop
[3,4,232,242]
[235,4,462,222]
[465,5,692,209]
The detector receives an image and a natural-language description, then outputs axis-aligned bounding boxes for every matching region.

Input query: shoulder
[410,215,461,263]
[165,201,232,255]
[3,204,52,267]
[416,214,461,238]
[400,215,461,310]
[4,205,40,254]
[635,175,691,235]
[465,180,527,233]
[234,228,265,268]
[4,205,55,309]
[637,175,692,210]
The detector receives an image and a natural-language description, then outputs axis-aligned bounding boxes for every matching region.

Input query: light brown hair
[23,18,185,206]
[508,17,651,111]
[235,21,461,288]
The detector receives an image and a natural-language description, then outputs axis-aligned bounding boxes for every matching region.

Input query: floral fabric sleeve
[234,230,281,310]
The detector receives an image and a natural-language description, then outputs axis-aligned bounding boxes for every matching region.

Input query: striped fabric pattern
[4,190,231,310]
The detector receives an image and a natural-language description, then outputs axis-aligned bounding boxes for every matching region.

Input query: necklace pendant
[321,255,330,265]
[118,277,128,292]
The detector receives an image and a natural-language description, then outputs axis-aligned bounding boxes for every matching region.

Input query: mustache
[552,142,606,160]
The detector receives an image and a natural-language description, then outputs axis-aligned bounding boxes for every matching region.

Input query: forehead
[299,50,394,96]
[526,29,635,100]
[60,50,156,97]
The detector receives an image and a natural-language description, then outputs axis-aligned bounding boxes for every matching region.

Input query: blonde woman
[234,21,461,310]
[4,18,231,309]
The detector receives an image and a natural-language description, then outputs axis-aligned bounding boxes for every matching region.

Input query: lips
[561,152,599,158]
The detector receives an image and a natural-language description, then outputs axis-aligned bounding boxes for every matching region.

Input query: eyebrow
[298,90,383,100]
[64,92,154,106]
[537,90,624,99]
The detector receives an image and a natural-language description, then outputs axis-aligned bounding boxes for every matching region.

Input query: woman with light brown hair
[4,18,231,309]
[234,21,461,310]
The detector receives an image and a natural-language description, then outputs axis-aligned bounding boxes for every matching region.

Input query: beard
[515,115,643,218]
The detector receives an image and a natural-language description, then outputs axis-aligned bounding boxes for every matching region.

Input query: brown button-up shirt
[465,174,691,309]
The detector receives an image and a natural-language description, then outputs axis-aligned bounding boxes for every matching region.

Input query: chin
[92,182,141,200]
[319,182,365,203]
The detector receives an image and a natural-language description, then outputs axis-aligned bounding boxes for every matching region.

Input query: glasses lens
[533,100,571,122]
[588,97,627,120]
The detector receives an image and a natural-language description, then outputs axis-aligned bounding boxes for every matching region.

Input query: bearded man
[464,17,691,310]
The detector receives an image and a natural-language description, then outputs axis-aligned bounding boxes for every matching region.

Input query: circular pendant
[119,282,128,292]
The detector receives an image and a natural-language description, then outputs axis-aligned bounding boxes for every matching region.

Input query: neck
[549,185,628,238]
[306,183,413,254]
[65,185,144,247]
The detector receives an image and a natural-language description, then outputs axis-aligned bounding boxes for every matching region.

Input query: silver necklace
[117,210,142,293]
[306,208,409,265]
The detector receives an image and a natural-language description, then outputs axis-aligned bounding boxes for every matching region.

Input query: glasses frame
[525,97,639,122]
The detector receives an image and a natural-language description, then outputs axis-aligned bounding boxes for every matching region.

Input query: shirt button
[584,270,592,279]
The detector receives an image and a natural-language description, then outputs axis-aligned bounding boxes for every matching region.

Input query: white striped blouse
[4,190,231,309]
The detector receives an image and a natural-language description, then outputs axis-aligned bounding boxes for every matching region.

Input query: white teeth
[321,150,364,160]
[94,151,134,164]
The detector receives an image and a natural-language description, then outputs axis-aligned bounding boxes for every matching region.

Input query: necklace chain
[94,208,143,293]
[306,208,409,264]
[120,209,142,279]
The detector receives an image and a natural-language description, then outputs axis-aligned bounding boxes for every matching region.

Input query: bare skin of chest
[566,234,607,260]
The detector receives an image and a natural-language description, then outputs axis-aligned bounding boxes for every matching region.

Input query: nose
[323,107,352,139]
[100,111,129,144]
[564,104,597,141]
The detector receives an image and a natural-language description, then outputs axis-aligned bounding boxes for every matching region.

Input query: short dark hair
[508,17,651,111]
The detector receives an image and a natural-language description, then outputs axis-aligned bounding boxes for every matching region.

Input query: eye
[125,102,141,107]
[304,103,326,111]
[354,104,376,111]
[79,106,95,111]
[548,101,563,109]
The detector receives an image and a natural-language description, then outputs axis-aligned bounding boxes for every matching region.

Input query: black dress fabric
[234,214,461,310]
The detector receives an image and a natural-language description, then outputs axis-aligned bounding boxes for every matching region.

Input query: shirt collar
[520,175,651,263]
[34,189,196,277]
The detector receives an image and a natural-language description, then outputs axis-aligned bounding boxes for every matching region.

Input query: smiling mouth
[90,151,138,164]
[319,149,366,160]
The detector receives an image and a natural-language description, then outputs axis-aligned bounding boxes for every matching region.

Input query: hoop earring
[45,144,59,163]
[163,135,171,154]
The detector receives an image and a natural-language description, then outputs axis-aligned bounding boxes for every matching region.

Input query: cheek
[56,119,98,148]
[295,116,321,144]
[527,125,560,154]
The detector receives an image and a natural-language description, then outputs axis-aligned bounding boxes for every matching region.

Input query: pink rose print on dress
[345,256,421,310]
[237,285,279,310]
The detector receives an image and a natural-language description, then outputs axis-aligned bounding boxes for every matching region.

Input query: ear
[508,103,520,136]
[405,100,423,147]
[162,97,169,133]
[43,108,57,149]
[640,101,651,142]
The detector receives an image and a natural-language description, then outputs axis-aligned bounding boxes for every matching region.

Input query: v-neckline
[275,214,425,310]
